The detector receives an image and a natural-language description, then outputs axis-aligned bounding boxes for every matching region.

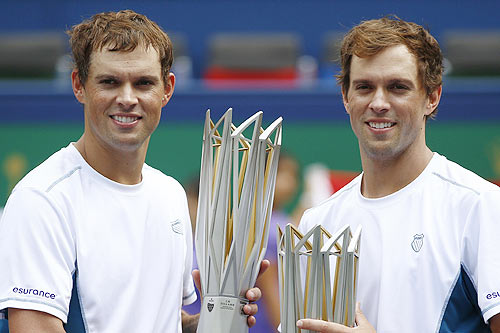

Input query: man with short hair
[297,16,500,332]
[0,10,263,332]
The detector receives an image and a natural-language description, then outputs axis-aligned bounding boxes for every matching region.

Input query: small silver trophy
[277,223,362,332]
[195,108,282,333]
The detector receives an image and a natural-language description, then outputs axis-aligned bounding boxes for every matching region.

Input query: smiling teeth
[369,122,393,129]
[112,115,138,124]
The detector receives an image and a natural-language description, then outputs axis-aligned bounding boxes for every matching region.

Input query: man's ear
[162,72,176,107]
[426,85,442,116]
[71,70,85,104]
[342,88,351,115]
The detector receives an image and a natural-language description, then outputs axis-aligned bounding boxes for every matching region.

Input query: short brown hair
[67,10,173,85]
[337,16,443,117]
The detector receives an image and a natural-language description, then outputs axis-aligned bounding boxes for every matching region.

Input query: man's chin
[362,144,400,161]
[108,138,148,153]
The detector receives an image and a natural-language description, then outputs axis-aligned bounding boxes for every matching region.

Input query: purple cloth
[182,243,201,315]
[252,210,291,332]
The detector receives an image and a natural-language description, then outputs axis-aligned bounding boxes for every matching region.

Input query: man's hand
[192,259,270,328]
[296,303,375,333]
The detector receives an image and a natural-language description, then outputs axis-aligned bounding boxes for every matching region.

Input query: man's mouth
[368,122,395,129]
[111,115,140,124]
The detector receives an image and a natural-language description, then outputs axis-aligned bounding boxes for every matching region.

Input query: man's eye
[137,80,153,86]
[356,84,371,90]
[390,84,409,90]
[100,79,117,85]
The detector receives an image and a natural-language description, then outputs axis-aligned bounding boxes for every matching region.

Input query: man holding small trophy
[295,16,500,333]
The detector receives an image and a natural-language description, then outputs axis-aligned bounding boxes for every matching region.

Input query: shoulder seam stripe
[431,172,480,195]
[46,166,82,193]
[0,297,66,314]
[481,301,500,316]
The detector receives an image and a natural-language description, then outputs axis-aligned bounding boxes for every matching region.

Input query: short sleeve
[463,189,500,323]
[0,187,76,322]
[181,192,197,306]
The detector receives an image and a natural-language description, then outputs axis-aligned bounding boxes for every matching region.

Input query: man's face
[343,44,440,162]
[72,45,174,154]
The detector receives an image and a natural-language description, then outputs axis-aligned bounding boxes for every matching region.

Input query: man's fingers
[194,264,265,329]
[243,303,258,316]
[258,259,270,277]
[296,319,350,333]
[242,288,260,326]
[246,315,256,328]
[245,287,262,302]
[294,305,375,333]
[243,268,265,329]
[243,292,259,328]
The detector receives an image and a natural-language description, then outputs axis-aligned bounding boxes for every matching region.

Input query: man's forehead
[352,44,415,62]
[349,45,419,79]
[91,43,159,58]
[88,46,161,72]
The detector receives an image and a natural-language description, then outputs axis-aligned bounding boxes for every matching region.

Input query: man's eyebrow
[137,75,160,82]
[387,78,415,87]
[93,74,161,82]
[95,74,117,80]
[352,79,371,85]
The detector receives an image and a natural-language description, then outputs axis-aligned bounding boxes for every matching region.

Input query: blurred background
[0,0,499,331]
[1,0,500,208]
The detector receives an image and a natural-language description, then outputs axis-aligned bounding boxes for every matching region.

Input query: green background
[1,121,499,208]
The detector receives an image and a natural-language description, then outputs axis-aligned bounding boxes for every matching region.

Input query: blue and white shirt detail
[0,144,197,333]
[299,153,500,332]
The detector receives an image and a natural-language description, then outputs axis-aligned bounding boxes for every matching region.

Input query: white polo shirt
[299,153,500,332]
[0,143,197,332]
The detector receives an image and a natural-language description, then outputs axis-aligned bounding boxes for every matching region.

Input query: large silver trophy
[195,108,282,333]
[277,223,362,332]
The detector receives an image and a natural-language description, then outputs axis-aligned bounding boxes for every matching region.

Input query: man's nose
[116,83,138,108]
[368,88,390,113]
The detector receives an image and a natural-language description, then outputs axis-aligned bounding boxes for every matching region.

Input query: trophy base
[197,295,249,333]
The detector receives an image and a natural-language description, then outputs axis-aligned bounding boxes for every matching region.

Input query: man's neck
[74,136,147,185]
[360,145,433,198]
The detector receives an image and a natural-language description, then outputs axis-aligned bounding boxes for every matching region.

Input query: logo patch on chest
[411,234,424,252]
[170,219,184,234]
